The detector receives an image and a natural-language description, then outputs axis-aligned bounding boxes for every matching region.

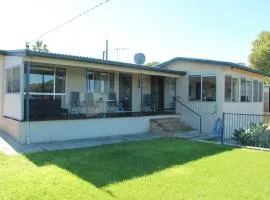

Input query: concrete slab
[0,131,164,155]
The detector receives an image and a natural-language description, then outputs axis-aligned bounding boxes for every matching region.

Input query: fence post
[221,112,225,144]
[199,117,202,133]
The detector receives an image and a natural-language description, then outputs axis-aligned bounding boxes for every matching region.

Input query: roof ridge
[154,56,269,77]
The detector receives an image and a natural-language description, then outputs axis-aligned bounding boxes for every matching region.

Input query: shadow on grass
[25,138,234,187]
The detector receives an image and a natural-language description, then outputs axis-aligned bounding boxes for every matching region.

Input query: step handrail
[173,96,202,133]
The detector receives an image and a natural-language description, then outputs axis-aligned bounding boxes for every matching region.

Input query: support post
[140,74,143,115]
[221,112,225,144]
[174,78,177,114]
[24,62,30,144]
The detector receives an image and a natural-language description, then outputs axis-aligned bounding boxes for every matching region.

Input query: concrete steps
[149,117,193,134]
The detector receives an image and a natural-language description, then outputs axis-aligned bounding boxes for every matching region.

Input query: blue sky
[0,0,269,64]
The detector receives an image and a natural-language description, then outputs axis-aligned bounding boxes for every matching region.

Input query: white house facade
[0,50,267,144]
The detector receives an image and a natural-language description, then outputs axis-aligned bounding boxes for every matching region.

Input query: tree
[32,40,49,52]
[145,61,160,67]
[249,31,270,73]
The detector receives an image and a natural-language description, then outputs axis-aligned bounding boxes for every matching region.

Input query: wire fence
[222,113,270,149]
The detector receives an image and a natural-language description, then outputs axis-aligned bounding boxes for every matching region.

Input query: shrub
[233,122,270,148]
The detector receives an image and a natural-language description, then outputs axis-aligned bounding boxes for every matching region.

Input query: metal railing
[222,112,270,149]
[173,96,202,132]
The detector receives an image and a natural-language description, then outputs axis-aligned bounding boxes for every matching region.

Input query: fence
[222,113,270,149]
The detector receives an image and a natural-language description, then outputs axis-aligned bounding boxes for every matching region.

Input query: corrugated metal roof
[1,49,186,76]
[155,57,270,77]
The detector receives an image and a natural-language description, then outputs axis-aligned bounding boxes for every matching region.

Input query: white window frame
[188,74,217,102]
[25,65,67,99]
[6,66,21,94]
[86,70,114,94]
[224,74,263,103]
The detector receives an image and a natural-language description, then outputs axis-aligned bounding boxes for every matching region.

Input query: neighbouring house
[0,49,268,144]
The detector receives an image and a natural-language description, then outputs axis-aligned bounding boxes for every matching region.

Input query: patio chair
[69,91,81,114]
[143,94,155,112]
[108,93,124,112]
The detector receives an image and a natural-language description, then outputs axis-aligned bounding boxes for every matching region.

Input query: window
[225,75,263,103]
[232,77,239,101]
[189,75,216,101]
[29,66,54,93]
[87,71,114,93]
[246,79,252,102]
[259,82,263,102]
[224,76,232,101]
[6,67,20,93]
[253,80,259,102]
[25,66,66,95]
[55,68,66,93]
[202,76,216,101]
[189,75,201,101]
[240,78,247,102]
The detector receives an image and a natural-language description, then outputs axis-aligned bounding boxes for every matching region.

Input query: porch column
[174,78,177,114]
[24,62,30,122]
[140,73,143,113]
[24,61,31,144]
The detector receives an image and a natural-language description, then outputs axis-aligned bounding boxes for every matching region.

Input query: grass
[0,139,269,200]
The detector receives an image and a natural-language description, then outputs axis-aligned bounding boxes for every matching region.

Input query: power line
[28,0,111,43]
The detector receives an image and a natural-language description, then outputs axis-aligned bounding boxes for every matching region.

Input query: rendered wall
[25,115,178,143]
[0,56,4,116]
[0,117,26,144]
[170,61,223,133]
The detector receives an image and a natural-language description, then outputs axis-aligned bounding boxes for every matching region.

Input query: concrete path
[0,130,220,155]
[0,131,163,155]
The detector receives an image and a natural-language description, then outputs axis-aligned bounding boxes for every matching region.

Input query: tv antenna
[109,48,129,61]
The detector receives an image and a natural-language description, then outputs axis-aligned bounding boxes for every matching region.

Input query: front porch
[24,62,178,121]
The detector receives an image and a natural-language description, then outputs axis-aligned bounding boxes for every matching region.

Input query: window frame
[6,66,21,94]
[25,65,67,98]
[188,74,217,102]
[86,70,114,94]
[224,74,264,103]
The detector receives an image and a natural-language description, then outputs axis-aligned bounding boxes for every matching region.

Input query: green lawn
[0,139,269,200]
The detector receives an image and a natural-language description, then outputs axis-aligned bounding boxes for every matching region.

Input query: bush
[233,122,270,148]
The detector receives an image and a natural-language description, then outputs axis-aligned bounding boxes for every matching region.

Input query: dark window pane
[109,73,114,93]
[189,76,201,101]
[6,67,20,93]
[232,77,239,102]
[253,80,258,102]
[13,67,20,93]
[225,76,232,101]
[259,82,263,102]
[55,68,66,93]
[240,78,247,102]
[29,66,54,93]
[6,68,13,93]
[202,76,216,101]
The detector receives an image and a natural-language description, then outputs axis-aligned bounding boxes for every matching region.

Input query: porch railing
[24,94,175,121]
[173,96,202,132]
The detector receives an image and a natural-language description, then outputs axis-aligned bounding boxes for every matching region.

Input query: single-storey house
[0,49,268,144]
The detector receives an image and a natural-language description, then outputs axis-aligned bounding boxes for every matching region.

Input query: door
[151,76,164,111]
[119,74,132,111]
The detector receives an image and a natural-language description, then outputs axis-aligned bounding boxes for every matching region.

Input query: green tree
[32,40,49,52]
[249,31,270,73]
[145,61,160,66]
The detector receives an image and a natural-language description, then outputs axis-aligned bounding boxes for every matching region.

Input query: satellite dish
[134,53,145,65]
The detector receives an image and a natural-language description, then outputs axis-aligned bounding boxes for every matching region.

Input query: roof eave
[23,50,186,76]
